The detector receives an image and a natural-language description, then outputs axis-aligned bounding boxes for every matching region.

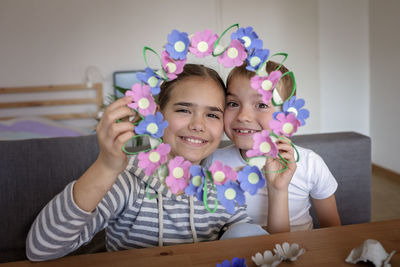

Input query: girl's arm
[312,195,341,227]
[264,138,296,234]
[73,96,135,212]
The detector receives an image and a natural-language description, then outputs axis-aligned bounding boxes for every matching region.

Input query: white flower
[273,242,305,261]
[345,239,396,267]
[252,250,282,267]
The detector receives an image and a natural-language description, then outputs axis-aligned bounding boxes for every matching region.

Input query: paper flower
[252,250,282,267]
[345,239,396,267]
[185,165,205,200]
[165,29,190,60]
[246,130,278,158]
[231,26,263,52]
[269,112,301,137]
[217,39,247,68]
[134,112,168,139]
[273,242,305,261]
[138,143,171,176]
[136,67,162,95]
[282,96,310,126]
[216,257,247,267]
[246,48,270,72]
[125,83,156,116]
[189,29,218,58]
[165,156,192,194]
[161,50,187,80]
[216,181,245,214]
[209,160,238,185]
[250,70,282,104]
[238,165,265,195]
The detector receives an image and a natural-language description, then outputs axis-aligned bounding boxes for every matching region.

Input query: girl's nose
[189,115,205,132]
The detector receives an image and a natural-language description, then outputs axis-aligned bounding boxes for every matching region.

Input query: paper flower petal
[165,156,191,194]
[217,39,247,68]
[282,96,310,126]
[231,26,263,52]
[161,50,187,80]
[134,112,168,138]
[165,29,190,60]
[238,165,266,195]
[189,29,218,58]
[269,112,301,137]
[138,143,171,176]
[125,83,156,116]
[246,130,278,158]
[209,160,238,185]
[136,67,162,95]
[216,181,245,214]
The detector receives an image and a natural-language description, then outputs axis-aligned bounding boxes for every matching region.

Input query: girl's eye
[176,109,190,113]
[226,101,238,108]
[207,113,220,119]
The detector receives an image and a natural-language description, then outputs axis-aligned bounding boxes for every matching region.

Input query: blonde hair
[226,61,294,101]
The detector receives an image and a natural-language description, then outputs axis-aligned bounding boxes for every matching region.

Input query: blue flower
[282,96,310,126]
[231,26,263,52]
[246,48,270,71]
[238,166,265,195]
[185,165,205,201]
[216,181,245,214]
[135,112,168,138]
[136,67,161,95]
[165,29,190,60]
[216,257,247,267]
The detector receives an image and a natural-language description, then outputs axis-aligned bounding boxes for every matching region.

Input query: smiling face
[160,76,225,164]
[224,74,277,153]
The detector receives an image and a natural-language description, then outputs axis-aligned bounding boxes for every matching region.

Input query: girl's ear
[156,104,161,112]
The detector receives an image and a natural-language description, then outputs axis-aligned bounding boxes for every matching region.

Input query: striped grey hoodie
[26,156,252,261]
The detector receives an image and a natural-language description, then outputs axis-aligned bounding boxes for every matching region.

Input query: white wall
[318,0,370,136]
[370,0,400,173]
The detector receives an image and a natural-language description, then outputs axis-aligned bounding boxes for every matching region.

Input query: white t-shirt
[203,144,338,231]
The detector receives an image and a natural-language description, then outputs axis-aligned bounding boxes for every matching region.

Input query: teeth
[236,129,256,134]
[183,137,204,144]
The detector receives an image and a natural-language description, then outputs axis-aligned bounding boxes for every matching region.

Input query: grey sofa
[0,132,371,263]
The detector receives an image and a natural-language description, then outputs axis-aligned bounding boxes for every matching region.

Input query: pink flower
[217,39,247,68]
[209,160,238,185]
[246,130,278,158]
[125,83,156,116]
[250,71,282,104]
[269,112,301,137]
[165,156,192,194]
[138,143,171,176]
[189,29,218,58]
[161,50,187,80]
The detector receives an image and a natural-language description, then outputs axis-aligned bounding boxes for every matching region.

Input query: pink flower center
[259,141,271,153]
[261,80,273,91]
[214,171,225,183]
[227,47,238,59]
[197,41,209,52]
[282,123,294,134]
[138,98,150,109]
[149,152,160,163]
[173,167,184,179]
[166,62,177,73]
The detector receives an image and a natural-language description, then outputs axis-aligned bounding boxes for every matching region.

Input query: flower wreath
[119,24,310,214]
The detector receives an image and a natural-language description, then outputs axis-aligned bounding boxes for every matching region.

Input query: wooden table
[2,219,399,267]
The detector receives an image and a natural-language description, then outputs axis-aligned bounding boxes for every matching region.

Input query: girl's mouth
[233,128,258,135]
[180,136,208,145]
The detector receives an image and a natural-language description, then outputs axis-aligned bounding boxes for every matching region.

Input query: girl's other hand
[96,96,136,174]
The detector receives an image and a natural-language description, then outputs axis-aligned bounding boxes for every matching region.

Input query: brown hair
[226,61,294,101]
[158,64,226,110]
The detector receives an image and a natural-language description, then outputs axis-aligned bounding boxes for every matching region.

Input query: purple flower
[216,181,245,214]
[217,39,247,68]
[282,96,310,126]
[125,83,156,116]
[138,143,171,176]
[209,160,238,185]
[246,130,278,158]
[185,165,205,201]
[165,156,192,194]
[269,112,301,137]
[136,67,161,95]
[231,26,263,52]
[165,29,190,60]
[216,257,247,267]
[189,29,218,58]
[161,50,187,80]
[246,48,270,72]
[135,112,168,139]
[238,166,265,195]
